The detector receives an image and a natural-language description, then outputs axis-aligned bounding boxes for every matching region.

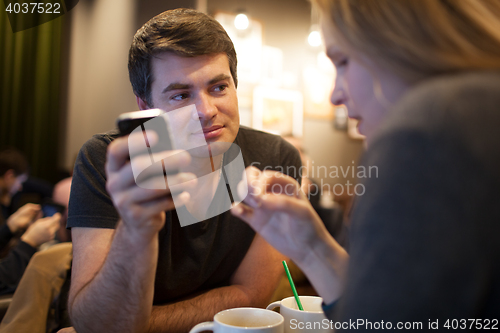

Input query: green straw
[282,260,304,311]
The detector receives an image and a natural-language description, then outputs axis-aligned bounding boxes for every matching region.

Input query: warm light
[308,30,322,47]
[234,13,249,30]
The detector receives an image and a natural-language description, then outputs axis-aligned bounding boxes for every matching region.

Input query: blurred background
[1,0,364,198]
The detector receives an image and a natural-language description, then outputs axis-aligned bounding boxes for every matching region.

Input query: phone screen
[42,203,65,217]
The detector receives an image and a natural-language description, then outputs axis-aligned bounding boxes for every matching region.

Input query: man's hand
[105,131,196,240]
[6,203,41,233]
[231,166,349,304]
[70,131,199,333]
[21,213,61,248]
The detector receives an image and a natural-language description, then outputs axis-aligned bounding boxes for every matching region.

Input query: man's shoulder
[236,126,285,145]
[235,126,300,166]
[77,129,120,163]
[81,129,120,151]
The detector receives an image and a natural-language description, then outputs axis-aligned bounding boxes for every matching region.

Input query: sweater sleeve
[0,224,14,252]
[0,241,37,295]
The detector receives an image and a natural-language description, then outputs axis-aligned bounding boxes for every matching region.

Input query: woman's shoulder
[379,71,500,137]
[372,70,500,182]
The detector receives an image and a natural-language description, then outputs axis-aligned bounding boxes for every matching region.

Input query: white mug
[267,296,333,333]
[189,307,284,333]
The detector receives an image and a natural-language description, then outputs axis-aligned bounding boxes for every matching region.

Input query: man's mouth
[195,125,224,139]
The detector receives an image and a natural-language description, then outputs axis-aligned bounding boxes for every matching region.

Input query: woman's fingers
[231,202,254,223]
[233,193,313,229]
[240,166,301,209]
[259,193,312,218]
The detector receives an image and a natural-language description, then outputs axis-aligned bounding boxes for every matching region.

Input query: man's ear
[136,96,149,110]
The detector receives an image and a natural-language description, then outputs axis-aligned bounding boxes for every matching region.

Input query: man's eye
[214,84,228,92]
[171,93,189,101]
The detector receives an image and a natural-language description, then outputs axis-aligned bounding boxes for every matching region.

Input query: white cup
[189,307,284,333]
[266,296,333,333]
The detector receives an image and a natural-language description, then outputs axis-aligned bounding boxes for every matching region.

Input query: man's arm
[147,234,285,333]
[68,132,195,333]
[69,226,158,333]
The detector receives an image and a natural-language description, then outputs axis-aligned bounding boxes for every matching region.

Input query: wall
[208,0,365,187]
[63,0,137,169]
[63,0,198,170]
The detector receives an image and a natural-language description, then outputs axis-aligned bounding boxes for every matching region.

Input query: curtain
[0,7,63,183]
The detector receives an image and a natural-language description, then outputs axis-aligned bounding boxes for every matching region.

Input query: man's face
[145,52,239,146]
[1,171,27,198]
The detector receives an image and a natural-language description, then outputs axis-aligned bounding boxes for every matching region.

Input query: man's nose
[196,93,217,122]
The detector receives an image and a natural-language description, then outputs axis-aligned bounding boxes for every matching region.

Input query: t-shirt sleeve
[335,127,498,326]
[67,135,120,229]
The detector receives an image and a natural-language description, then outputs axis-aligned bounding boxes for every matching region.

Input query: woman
[232,0,500,326]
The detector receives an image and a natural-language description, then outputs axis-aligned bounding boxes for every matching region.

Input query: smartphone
[116,109,173,152]
[116,109,164,136]
[116,109,177,182]
[41,200,66,217]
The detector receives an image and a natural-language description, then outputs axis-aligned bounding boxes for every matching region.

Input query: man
[67,8,301,333]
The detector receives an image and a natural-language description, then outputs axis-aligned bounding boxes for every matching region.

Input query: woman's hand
[231,167,328,264]
[231,166,349,303]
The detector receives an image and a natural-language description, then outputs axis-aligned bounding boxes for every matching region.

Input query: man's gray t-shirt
[67,126,301,304]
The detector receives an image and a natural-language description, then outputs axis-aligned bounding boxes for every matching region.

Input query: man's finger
[106,136,132,174]
[21,203,40,212]
[127,130,158,156]
[124,174,197,202]
[130,150,191,182]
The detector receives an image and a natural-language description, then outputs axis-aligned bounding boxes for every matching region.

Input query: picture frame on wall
[252,86,303,137]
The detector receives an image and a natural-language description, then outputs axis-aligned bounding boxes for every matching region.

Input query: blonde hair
[313,0,500,83]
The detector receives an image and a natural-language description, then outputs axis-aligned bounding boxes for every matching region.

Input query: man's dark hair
[0,149,28,177]
[128,8,238,107]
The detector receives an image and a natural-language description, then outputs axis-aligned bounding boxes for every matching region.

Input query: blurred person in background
[0,149,29,220]
[0,210,60,295]
[0,149,60,294]
[232,0,500,327]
